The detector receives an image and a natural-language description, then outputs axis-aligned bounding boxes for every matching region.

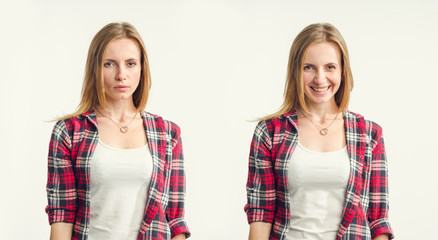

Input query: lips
[311,86,330,92]
[114,85,129,91]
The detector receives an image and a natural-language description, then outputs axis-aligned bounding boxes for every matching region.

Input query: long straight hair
[59,22,151,120]
[262,23,353,120]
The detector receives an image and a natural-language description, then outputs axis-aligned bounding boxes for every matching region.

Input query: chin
[106,94,133,102]
[306,96,336,106]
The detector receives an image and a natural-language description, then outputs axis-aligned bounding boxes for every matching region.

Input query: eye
[303,65,313,70]
[103,62,114,67]
[127,61,137,67]
[327,65,336,70]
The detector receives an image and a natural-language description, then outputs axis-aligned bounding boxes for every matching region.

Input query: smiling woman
[302,42,342,108]
[245,23,394,240]
[45,22,190,240]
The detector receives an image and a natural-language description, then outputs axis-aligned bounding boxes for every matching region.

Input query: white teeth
[312,87,328,92]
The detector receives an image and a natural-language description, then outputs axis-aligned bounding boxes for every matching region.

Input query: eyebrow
[303,62,339,66]
[104,58,139,62]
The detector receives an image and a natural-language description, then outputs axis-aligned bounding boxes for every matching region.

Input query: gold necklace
[95,108,138,133]
[299,109,341,136]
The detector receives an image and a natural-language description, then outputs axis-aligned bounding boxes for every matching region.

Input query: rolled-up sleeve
[45,120,77,224]
[245,121,276,224]
[367,125,394,239]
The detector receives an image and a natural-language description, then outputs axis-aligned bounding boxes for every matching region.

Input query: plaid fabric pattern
[245,109,394,240]
[46,110,190,240]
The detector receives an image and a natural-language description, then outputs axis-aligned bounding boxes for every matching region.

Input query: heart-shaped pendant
[120,126,128,133]
[320,128,328,136]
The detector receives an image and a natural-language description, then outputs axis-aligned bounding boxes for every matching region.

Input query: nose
[115,66,127,81]
[314,68,326,84]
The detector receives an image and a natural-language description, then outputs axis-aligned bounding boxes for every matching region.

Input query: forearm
[172,233,186,240]
[50,222,73,240]
[374,234,389,240]
[249,222,272,240]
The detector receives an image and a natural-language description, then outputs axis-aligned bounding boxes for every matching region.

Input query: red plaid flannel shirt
[46,110,190,240]
[245,109,394,240]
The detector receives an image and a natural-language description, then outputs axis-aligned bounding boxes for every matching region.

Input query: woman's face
[102,38,142,103]
[302,41,342,107]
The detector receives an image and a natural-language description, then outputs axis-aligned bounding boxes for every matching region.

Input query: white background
[0,0,437,239]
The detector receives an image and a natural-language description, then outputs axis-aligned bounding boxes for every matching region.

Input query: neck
[96,99,138,121]
[303,101,340,121]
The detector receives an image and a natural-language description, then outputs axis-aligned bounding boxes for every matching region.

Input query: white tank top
[88,140,153,240]
[286,143,350,240]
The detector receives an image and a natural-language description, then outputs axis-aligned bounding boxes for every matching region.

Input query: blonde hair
[263,23,353,120]
[60,22,151,120]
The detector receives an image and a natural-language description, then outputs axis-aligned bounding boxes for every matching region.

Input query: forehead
[304,41,341,63]
[105,38,141,59]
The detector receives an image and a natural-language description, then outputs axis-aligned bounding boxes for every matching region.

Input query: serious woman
[245,23,394,240]
[45,22,190,240]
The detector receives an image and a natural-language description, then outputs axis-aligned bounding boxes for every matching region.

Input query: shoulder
[52,114,85,135]
[50,117,80,146]
[257,114,289,131]
[345,110,383,139]
[253,114,293,143]
[141,111,181,137]
[344,110,365,123]
[254,119,274,137]
[55,110,96,130]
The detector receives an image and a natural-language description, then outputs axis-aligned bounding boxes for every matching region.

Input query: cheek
[302,73,313,86]
[328,72,342,85]
[132,69,141,83]
[335,74,342,86]
[103,69,113,83]
[135,70,141,80]
[103,78,113,92]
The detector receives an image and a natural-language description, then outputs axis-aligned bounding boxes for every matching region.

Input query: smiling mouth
[311,86,329,92]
